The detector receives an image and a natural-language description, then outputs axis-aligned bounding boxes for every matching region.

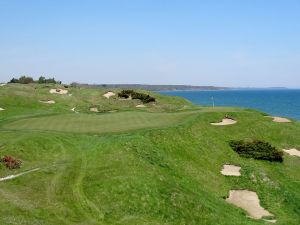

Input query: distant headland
[78,84,228,91]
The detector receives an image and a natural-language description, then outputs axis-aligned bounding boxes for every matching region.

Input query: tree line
[9,76,61,84]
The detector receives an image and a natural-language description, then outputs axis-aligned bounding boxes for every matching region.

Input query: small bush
[1,156,22,169]
[118,90,132,99]
[229,140,283,162]
[118,90,155,103]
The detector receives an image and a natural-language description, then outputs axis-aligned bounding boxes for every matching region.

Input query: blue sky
[0,0,300,87]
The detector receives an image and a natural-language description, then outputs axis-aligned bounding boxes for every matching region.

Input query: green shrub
[229,140,283,162]
[118,90,133,98]
[118,90,156,103]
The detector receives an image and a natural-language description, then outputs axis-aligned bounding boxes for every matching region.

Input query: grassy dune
[0,84,299,225]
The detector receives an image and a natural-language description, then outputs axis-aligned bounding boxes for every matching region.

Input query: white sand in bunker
[283,148,300,157]
[0,108,5,111]
[40,100,55,104]
[0,168,40,182]
[136,104,146,108]
[226,190,273,220]
[103,91,116,99]
[267,116,291,123]
[90,107,99,112]
[0,83,6,86]
[49,88,68,95]
[211,118,237,126]
[221,164,241,176]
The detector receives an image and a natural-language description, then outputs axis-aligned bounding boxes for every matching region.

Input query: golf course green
[0,84,299,225]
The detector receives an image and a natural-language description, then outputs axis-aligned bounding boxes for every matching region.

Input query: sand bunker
[40,100,55,104]
[0,108,5,111]
[267,116,291,123]
[283,148,300,157]
[226,190,273,220]
[49,88,68,95]
[211,118,237,126]
[0,168,40,182]
[0,83,6,86]
[103,91,116,99]
[136,104,146,108]
[221,164,241,176]
[90,107,99,112]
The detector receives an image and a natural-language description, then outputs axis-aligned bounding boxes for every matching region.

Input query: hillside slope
[0,84,299,225]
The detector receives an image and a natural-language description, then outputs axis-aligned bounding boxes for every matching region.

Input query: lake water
[159,89,300,121]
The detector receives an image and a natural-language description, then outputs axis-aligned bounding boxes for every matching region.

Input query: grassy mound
[229,140,284,162]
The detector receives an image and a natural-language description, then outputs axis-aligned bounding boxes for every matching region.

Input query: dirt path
[71,107,79,113]
[0,168,40,182]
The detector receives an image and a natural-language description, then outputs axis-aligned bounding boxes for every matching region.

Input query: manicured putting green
[2,111,199,134]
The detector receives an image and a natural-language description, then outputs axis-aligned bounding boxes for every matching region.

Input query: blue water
[159,89,300,121]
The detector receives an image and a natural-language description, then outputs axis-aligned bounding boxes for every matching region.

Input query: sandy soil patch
[49,88,68,95]
[211,118,237,126]
[283,148,300,157]
[90,107,99,112]
[221,164,241,176]
[0,108,5,111]
[136,104,146,108]
[103,91,116,99]
[226,190,273,220]
[40,100,55,104]
[267,116,291,123]
[0,168,40,182]
[0,83,6,86]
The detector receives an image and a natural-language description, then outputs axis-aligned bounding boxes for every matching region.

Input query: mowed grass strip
[2,111,199,134]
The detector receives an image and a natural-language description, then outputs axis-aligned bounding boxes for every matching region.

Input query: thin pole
[211,96,215,108]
